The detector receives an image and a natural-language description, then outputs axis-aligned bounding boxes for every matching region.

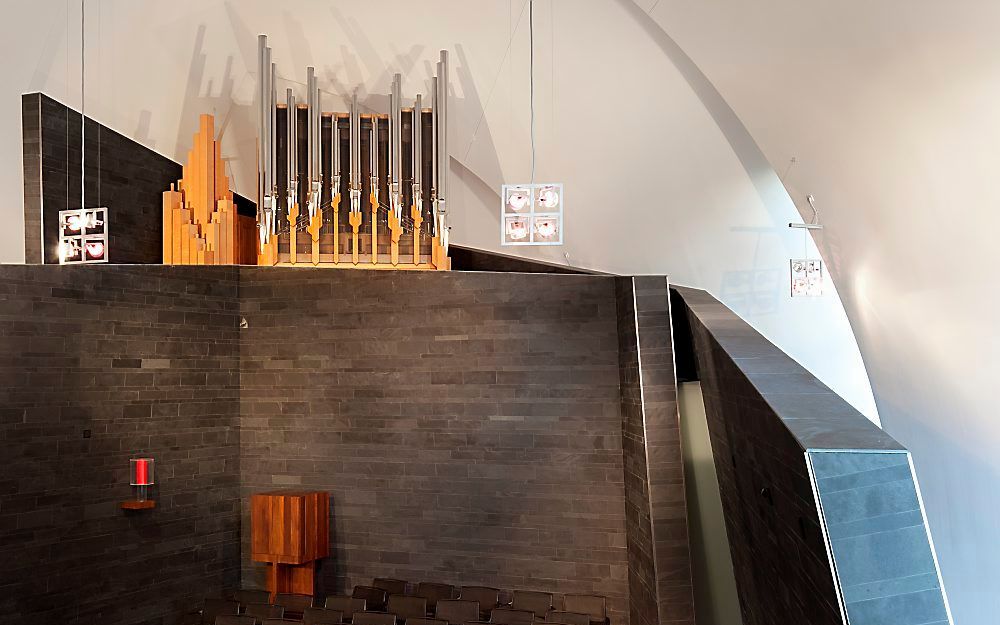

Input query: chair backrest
[510,591,552,616]
[245,604,285,619]
[435,600,480,625]
[353,586,389,612]
[275,593,314,612]
[489,608,534,625]
[387,594,428,620]
[235,589,272,606]
[215,616,257,625]
[352,612,397,625]
[407,619,447,625]
[203,598,240,624]
[414,582,457,608]
[262,620,300,625]
[561,596,606,623]
[373,578,408,596]
[458,587,500,618]
[303,606,344,625]
[545,612,590,625]
[326,596,367,614]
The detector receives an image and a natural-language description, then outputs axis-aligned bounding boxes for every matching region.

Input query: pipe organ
[256,35,451,270]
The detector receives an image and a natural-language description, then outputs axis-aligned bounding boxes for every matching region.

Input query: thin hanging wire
[81,0,85,210]
[529,0,536,183]
[461,0,531,162]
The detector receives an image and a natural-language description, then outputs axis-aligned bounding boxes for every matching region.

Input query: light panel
[500,183,564,246]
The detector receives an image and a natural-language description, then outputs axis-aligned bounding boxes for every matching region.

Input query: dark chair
[561,597,607,625]
[352,612,397,625]
[545,612,590,625]
[435,600,480,625]
[490,609,534,625]
[262,620,300,625]
[304,607,345,625]
[215,616,257,625]
[327,596,367,615]
[353,586,389,612]
[510,592,552,618]
[387,594,428,620]
[373,578,408,596]
[459,588,500,621]
[275,593,314,612]
[407,619,446,625]
[245,604,285,620]
[236,590,272,606]
[203,598,241,625]
[414,582,456,610]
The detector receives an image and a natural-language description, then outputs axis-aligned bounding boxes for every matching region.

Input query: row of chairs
[352,579,607,624]
[205,582,608,625]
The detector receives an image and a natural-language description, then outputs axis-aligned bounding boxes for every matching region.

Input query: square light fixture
[790,259,823,297]
[501,183,563,246]
[59,207,109,264]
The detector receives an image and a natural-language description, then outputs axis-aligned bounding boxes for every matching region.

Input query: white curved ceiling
[645,1,1000,622]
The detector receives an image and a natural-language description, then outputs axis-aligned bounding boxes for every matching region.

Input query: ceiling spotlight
[537,186,560,209]
[84,242,105,259]
[506,219,529,240]
[506,189,530,212]
[534,218,557,238]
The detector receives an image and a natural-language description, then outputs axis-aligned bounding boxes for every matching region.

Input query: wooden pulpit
[251,491,330,598]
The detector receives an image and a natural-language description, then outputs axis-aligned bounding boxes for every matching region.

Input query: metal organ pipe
[430,76,438,234]
[370,106,379,203]
[306,66,321,220]
[412,93,422,211]
[438,50,449,248]
[286,88,297,220]
[392,74,403,219]
[349,93,361,213]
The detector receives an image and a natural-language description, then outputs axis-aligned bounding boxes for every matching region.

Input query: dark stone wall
[237,269,629,623]
[0,265,704,625]
[0,265,242,625]
[673,286,849,625]
[449,245,598,274]
[22,93,182,264]
[671,286,949,625]
[614,277,693,625]
[21,93,255,265]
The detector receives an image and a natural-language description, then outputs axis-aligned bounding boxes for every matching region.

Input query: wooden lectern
[251,491,330,599]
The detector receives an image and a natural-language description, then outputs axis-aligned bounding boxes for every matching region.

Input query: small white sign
[790,259,823,297]
[501,183,563,246]
[59,207,109,264]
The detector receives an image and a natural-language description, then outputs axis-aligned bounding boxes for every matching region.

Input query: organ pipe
[412,93,422,212]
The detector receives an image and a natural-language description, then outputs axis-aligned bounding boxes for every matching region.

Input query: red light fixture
[122,457,156,510]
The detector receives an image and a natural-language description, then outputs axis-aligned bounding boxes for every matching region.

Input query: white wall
[2,0,880,542]
[648,1,1000,622]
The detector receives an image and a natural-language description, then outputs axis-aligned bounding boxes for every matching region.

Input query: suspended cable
[529,0,536,184]
[80,0,85,210]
